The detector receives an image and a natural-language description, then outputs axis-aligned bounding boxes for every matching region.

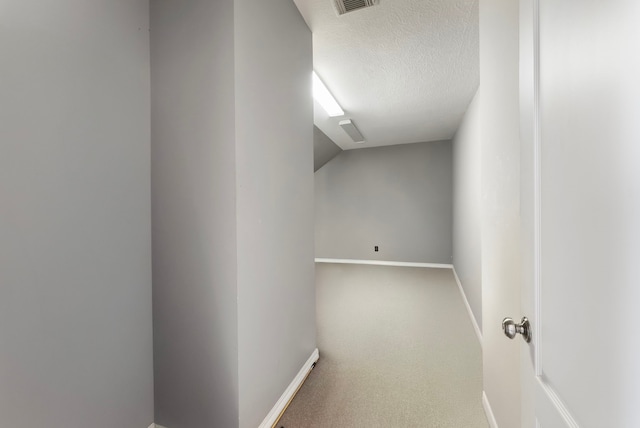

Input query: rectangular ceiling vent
[334,0,378,16]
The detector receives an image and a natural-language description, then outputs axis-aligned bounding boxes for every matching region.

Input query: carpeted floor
[277,263,488,428]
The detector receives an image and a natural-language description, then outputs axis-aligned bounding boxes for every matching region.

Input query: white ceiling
[294,0,479,150]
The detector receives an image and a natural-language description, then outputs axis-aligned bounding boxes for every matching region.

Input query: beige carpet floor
[277,263,488,428]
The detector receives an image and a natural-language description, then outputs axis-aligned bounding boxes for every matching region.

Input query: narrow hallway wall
[151,1,314,427]
[453,90,483,332]
[1,1,154,427]
[234,0,315,426]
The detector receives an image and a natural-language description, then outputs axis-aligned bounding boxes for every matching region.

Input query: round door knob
[502,316,531,343]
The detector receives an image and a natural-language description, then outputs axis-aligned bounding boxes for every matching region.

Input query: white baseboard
[315,258,453,269]
[482,391,499,428]
[452,266,483,345]
[259,348,320,428]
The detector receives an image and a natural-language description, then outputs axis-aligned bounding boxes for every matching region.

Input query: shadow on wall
[314,126,342,171]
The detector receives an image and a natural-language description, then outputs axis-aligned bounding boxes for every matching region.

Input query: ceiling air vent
[333,0,378,16]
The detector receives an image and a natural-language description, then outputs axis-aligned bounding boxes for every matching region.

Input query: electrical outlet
[374,246,378,252]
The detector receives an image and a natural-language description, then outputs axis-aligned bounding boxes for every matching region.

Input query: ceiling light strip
[312,71,344,117]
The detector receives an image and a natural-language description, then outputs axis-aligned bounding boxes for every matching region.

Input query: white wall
[234,1,315,427]
[479,0,522,426]
[151,1,315,427]
[452,90,483,332]
[315,141,453,264]
[150,1,239,427]
[0,1,154,427]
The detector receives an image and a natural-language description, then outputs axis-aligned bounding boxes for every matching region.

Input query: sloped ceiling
[294,0,479,150]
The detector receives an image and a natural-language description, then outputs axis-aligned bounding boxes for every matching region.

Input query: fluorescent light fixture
[312,71,344,117]
[339,119,365,143]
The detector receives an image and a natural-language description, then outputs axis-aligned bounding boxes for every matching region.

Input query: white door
[519,0,640,426]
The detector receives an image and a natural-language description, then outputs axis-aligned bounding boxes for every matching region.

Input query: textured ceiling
[294,0,479,150]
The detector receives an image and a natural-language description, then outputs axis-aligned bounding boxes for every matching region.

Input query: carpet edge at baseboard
[315,258,452,269]
[482,391,499,428]
[259,348,320,428]
[452,266,483,345]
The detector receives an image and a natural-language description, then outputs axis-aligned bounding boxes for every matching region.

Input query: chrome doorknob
[502,317,531,343]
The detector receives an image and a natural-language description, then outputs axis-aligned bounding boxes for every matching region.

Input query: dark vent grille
[334,0,378,15]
